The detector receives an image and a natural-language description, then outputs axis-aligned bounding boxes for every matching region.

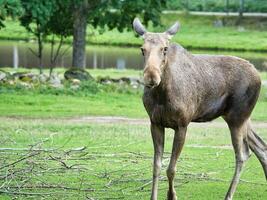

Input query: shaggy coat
[133,18,266,200]
[143,44,261,128]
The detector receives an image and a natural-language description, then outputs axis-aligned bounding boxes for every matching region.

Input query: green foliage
[20,0,56,36]
[0,80,100,96]
[1,14,267,51]
[167,0,267,12]
[0,0,23,28]
[46,0,73,37]
[19,0,74,71]
[88,0,167,32]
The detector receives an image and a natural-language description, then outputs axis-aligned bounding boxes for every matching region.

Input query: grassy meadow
[0,67,266,199]
[0,118,267,199]
[0,69,267,121]
[1,12,267,199]
[0,68,267,199]
[1,13,267,51]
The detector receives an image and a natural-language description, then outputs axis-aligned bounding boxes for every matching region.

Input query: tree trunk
[72,0,89,69]
[239,0,244,18]
[37,32,43,74]
[236,0,244,25]
[50,35,64,77]
[225,0,229,14]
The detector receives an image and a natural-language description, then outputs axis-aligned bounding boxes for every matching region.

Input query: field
[0,118,267,199]
[1,1,267,199]
[0,69,266,121]
[0,67,267,199]
[166,0,267,13]
[1,13,267,51]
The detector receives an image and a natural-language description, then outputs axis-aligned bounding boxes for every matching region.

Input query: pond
[0,41,266,71]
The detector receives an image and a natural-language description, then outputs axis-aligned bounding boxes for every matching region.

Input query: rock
[0,70,7,81]
[64,68,93,81]
[0,70,13,82]
[49,74,63,88]
[70,85,79,90]
[213,20,223,27]
[17,81,32,88]
[129,77,140,89]
[98,76,143,88]
[71,79,81,85]
[120,77,131,84]
[7,80,15,85]
[39,74,48,83]
[237,26,245,32]
[12,72,36,82]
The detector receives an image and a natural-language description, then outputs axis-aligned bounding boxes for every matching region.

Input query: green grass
[0,93,146,118]
[0,68,266,120]
[90,14,267,52]
[0,92,266,121]
[1,13,267,51]
[260,72,267,80]
[0,118,266,199]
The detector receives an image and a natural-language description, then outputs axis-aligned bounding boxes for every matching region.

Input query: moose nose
[147,81,156,88]
[144,76,160,88]
[143,67,161,88]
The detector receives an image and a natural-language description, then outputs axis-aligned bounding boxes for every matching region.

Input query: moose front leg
[150,123,165,200]
[167,126,187,200]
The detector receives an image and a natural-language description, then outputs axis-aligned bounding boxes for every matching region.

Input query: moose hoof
[167,191,177,200]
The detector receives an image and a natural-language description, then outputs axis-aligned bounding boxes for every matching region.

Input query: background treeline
[167,0,267,12]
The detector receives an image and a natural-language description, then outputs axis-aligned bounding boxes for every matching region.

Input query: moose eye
[140,47,145,56]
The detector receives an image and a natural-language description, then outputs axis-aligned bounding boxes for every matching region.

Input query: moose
[133,18,267,200]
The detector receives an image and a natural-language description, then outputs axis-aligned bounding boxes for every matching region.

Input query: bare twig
[28,47,38,57]
[0,147,56,152]
[0,189,56,196]
[0,152,39,170]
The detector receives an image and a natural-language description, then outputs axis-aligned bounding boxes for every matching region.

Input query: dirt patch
[1,116,267,129]
[70,116,267,129]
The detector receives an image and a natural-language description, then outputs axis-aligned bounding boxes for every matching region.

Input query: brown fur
[143,44,261,127]
[133,18,267,200]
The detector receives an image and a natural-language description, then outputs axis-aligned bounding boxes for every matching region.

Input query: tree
[72,0,90,68]
[20,0,56,74]
[0,0,23,29]
[70,0,167,69]
[239,0,245,18]
[20,0,74,75]
[236,0,245,25]
[46,0,73,76]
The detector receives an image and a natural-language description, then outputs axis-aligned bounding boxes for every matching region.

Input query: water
[0,41,266,71]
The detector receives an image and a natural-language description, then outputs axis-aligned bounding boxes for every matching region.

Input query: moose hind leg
[167,126,187,200]
[225,122,250,200]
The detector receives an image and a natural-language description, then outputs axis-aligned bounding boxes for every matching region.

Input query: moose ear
[133,18,147,37]
[165,21,180,39]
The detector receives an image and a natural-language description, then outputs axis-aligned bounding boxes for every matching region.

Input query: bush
[167,0,267,13]
[0,79,143,97]
[0,80,100,96]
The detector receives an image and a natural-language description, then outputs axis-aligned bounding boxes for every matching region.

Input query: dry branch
[0,152,39,170]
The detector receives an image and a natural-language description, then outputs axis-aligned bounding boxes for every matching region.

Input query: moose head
[133,18,179,88]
